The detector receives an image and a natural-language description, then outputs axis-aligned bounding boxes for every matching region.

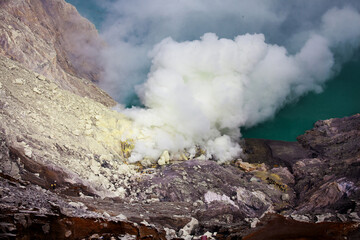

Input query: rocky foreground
[1,0,360,239]
[0,54,359,239]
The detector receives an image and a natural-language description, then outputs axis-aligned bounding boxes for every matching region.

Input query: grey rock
[281,193,290,201]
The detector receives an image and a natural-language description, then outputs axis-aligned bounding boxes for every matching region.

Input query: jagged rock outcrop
[297,114,360,160]
[0,0,115,107]
[0,170,167,240]
[295,114,360,214]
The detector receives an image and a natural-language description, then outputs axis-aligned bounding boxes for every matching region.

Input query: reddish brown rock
[242,214,360,240]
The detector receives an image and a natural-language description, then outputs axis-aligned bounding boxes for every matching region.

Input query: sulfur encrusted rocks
[0,55,139,197]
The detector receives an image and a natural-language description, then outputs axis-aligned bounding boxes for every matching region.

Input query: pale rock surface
[0,56,137,196]
[0,0,115,107]
[158,150,170,165]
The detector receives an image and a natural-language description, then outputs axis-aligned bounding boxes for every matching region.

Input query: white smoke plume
[97,1,360,163]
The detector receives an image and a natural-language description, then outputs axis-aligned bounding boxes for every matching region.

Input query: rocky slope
[0,55,140,197]
[0,0,115,107]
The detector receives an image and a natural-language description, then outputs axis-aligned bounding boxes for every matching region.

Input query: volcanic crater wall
[0,0,115,106]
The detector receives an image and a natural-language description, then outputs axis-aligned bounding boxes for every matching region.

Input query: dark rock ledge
[1,114,360,239]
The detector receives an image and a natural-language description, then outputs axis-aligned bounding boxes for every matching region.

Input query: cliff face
[0,0,115,106]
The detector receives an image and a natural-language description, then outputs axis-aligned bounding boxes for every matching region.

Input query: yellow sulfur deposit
[92,111,139,160]
[234,159,266,172]
[121,139,135,159]
[254,171,288,192]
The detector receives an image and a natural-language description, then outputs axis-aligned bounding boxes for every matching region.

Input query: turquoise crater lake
[241,58,360,141]
[67,0,360,142]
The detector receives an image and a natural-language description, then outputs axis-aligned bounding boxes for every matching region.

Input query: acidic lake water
[241,58,360,141]
[67,0,360,142]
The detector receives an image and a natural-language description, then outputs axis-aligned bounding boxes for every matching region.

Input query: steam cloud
[98,1,360,163]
